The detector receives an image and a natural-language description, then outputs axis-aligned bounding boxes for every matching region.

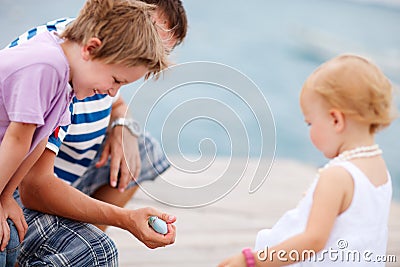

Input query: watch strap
[110,117,141,137]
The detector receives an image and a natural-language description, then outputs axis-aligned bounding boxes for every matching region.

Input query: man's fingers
[109,155,121,188]
[165,223,176,244]
[96,147,110,168]
[132,155,141,180]
[118,164,131,192]
[160,213,177,224]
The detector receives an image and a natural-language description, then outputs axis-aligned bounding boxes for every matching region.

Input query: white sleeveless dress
[254,161,392,266]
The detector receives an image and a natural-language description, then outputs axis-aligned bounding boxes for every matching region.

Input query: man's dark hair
[143,0,188,46]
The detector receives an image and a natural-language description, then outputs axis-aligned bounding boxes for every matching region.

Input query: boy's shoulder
[1,31,68,76]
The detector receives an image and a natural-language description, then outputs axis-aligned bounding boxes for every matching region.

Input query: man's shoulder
[8,17,75,48]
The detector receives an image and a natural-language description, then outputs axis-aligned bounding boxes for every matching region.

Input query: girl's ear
[330,109,345,133]
[81,37,102,61]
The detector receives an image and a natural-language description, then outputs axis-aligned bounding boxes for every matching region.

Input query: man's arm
[96,96,141,192]
[19,148,176,249]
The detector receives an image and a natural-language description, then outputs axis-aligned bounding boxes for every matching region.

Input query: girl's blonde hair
[61,0,167,78]
[302,54,396,133]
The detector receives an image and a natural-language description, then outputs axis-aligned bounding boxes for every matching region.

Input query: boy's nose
[107,88,117,97]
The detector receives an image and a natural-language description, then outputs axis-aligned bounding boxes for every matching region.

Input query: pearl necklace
[319,144,382,172]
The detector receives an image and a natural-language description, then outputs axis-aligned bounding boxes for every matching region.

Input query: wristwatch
[110,118,141,137]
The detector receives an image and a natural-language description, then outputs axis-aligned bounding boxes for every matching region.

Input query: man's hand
[124,207,176,249]
[96,125,141,192]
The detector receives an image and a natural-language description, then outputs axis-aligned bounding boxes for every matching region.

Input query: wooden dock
[107,158,400,266]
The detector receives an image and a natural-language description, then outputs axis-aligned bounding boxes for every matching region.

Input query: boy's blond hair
[302,54,396,133]
[61,0,167,78]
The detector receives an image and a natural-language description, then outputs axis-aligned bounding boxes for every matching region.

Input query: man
[11,0,188,265]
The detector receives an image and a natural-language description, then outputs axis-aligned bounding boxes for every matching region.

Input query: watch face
[127,120,141,136]
[131,121,140,132]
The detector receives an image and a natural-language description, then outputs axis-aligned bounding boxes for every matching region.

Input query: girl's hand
[218,253,247,267]
[0,196,28,244]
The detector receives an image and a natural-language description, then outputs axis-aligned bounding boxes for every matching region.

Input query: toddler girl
[219,54,396,266]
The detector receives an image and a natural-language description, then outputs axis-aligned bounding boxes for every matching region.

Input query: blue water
[1,0,399,198]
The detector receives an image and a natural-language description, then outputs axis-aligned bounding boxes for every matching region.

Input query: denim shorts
[0,219,20,267]
[72,132,171,196]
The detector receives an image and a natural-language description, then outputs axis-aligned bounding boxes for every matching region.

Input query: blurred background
[1,0,399,199]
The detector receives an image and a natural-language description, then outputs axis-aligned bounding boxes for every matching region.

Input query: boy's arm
[0,138,47,243]
[0,122,36,193]
[19,148,176,249]
[2,138,47,197]
[0,122,38,248]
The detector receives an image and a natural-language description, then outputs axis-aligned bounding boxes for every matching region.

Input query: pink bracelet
[242,248,256,267]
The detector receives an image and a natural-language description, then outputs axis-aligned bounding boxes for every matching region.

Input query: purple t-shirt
[0,31,73,153]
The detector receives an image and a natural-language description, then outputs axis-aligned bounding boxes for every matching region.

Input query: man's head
[144,0,188,52]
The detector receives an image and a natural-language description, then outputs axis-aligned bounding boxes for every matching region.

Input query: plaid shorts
[16,132,169,266]
[17,209,118,267]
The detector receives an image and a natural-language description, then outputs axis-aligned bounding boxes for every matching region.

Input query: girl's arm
[0,122,36,194]
[219,166,353,267]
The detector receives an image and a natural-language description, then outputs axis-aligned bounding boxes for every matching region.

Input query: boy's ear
[81,38,102,61]
[330,109,345,132]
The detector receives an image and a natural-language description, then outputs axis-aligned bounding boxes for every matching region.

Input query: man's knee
[19,216,118,266]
